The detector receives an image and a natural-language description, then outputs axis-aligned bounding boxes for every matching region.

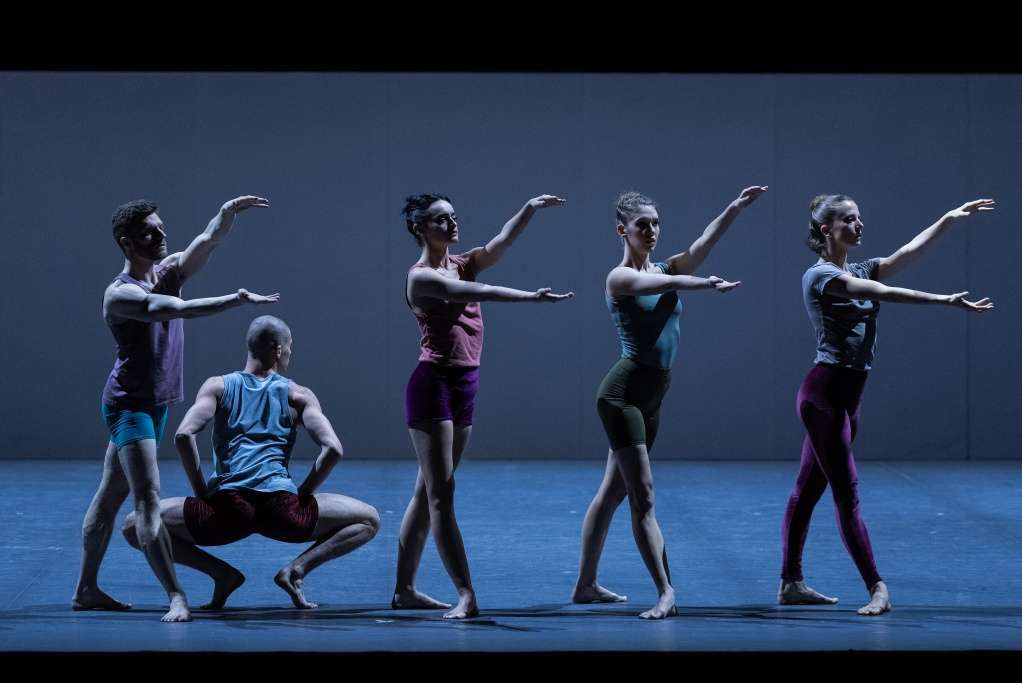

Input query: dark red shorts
[183,489,319,546]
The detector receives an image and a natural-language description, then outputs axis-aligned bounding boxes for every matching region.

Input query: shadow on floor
[7,603,1022,632]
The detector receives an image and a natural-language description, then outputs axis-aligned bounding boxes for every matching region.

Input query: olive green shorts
[595,357,671,451]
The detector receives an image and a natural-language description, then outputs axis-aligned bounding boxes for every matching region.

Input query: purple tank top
[101,263,185,408]
[409,254,485,368]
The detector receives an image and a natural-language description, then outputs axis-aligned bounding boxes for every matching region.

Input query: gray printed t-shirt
[802,258,882,370]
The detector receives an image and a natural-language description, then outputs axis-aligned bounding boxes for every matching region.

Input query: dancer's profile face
[124,213,169,260]
[823,201,864,248]
[619,205,660,253]
[419,200,459,246]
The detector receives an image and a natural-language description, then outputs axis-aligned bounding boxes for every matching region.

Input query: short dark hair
[807,194,854,255]
[615,191,658,225]
[401,193,452,246]
[246,315,292,357]
[111,199,158,251]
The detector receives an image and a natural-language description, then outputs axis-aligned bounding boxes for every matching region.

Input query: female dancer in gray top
[780,194,994,616]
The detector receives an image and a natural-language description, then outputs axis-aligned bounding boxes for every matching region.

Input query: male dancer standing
[72,196,279,622]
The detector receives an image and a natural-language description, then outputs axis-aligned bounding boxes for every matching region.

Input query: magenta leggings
[781,364,882,589]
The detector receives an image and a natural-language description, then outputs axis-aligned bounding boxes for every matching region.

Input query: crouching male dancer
[122,315,380,610]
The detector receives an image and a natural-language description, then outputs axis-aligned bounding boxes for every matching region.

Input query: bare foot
[161,593,191,623]
[275,567,318,609]
[443,591,479,619]
[200,568,246,610]
[71,586,131,611]
[571,582,628,604]
[857,581,891,616]
[391,589,452,610]
[778,580,839,605]
[639,587,676,619]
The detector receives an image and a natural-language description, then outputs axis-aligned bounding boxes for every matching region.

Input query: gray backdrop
[2,72,1019,460]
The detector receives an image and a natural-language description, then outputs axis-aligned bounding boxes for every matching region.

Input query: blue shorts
[101,404,169,448]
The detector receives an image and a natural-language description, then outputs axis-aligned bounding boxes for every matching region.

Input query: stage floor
[1,460,1020,653]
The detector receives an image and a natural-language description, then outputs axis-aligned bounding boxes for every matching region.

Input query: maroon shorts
[405,361,480,427]
[183,489,319,546]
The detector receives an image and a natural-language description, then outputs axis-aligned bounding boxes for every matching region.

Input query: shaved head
[246,315,292,357]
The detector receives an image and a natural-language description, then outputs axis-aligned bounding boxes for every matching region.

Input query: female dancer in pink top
[392,193,573,619]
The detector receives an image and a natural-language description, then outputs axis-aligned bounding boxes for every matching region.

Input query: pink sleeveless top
[408,254,484,367]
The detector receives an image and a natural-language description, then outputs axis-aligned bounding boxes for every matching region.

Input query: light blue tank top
[208,372,298,494]
[607,262,683,370]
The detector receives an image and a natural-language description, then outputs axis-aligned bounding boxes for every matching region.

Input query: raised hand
[733,186,769,209]
[707,276,741,293]
[945,198,995,220]
[528,195,568,210]
[222,196,271,214]
[534,288,575,302]
[238,289,280,304]
[948,291,994,312]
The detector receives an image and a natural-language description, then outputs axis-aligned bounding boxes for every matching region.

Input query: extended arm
[606,267,740,297]
[825,274,994,311]
[163,196,270,280]
[468,195,566,273]
[666,186,768,275]
[106,284,279,323]
[293,386,343,498]
[876,199,994,280]
[173,377,224,498]
[409,268,573,304]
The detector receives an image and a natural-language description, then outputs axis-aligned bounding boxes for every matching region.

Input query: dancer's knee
[608,476,628,504]
[428,499,454,522]
[135,524,160,546]
[89,478,131,522]
[363,505,381,536]
[426,479,455,512]
[597,481,627,508]
[628,486,655,518]
[132,502,163,546]
[101,477,131,503]
[831,482,861,514]
[121,512,141,549]
[86,492,129,531]
[133,486,162,512]
[787,483,824,512]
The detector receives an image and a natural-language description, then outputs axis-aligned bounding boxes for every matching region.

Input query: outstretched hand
[528,195,567,210]
[222,196,271,214]
[946,198,995,220]
[239,289,280,304]
[534,288,574,302]
[734,186,768,209]
[708,276,741,293]
[948,291,994,312]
